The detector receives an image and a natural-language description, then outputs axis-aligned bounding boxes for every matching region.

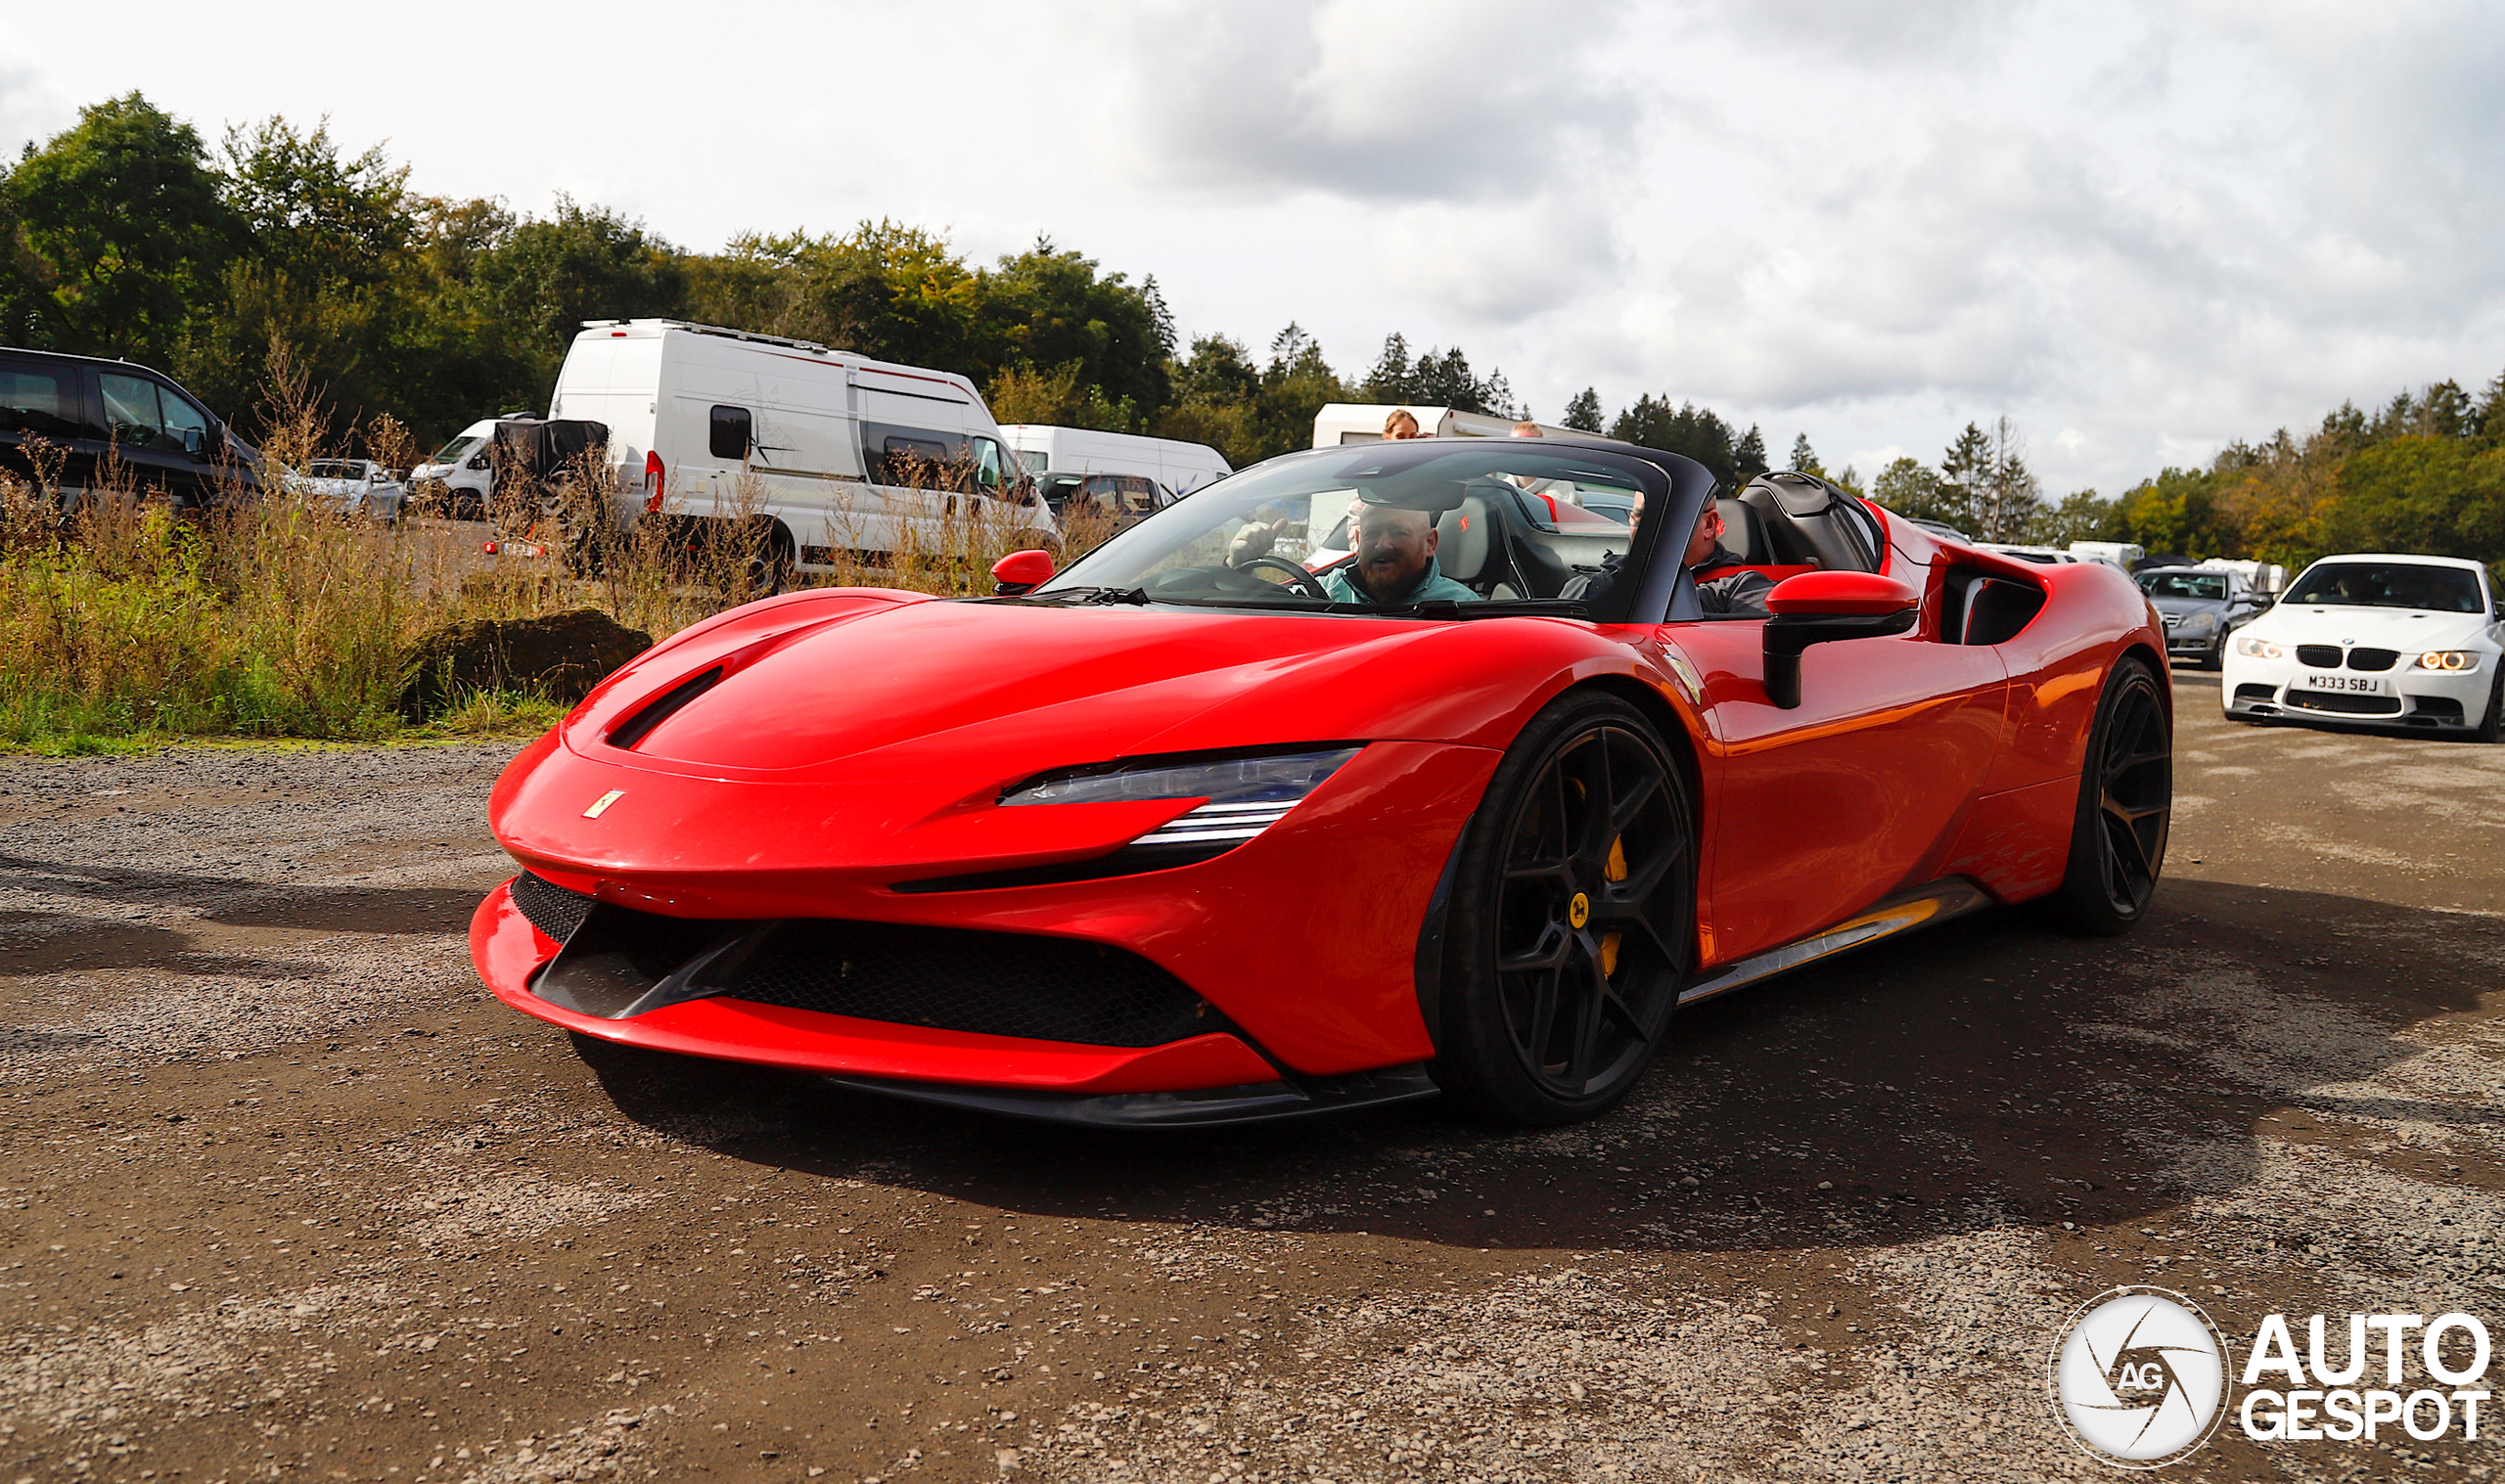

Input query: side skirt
[1678,879,1992,1008]
[822,1062,1441,1129]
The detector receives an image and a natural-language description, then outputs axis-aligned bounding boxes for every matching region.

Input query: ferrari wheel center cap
[1569,892,1591,929]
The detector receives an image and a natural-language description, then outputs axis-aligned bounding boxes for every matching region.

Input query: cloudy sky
[5,0,2502,493]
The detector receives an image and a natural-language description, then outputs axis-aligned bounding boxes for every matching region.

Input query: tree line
[3,94,2497,576]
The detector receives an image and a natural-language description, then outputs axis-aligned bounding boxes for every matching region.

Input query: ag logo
[2048,1286,2230,1467]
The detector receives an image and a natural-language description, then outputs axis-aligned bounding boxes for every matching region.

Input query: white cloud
[0,0,2500,494]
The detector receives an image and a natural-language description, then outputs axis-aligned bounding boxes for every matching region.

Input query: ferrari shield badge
[582,789,626,820]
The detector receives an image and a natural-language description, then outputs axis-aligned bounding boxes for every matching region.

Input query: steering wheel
[1234,555,1334,601]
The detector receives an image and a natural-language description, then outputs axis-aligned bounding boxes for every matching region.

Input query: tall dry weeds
[0,362,1124,747]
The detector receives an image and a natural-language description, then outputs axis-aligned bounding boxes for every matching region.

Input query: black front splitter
[822,1061,1440,1128]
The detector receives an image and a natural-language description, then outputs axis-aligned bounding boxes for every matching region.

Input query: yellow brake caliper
[1600,835,1627,978]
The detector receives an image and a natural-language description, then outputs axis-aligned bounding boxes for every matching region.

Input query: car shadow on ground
[0,852,490,963]
[569,877,2492,1258]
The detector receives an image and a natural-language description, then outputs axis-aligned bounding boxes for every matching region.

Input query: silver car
[2137,565,2268,669]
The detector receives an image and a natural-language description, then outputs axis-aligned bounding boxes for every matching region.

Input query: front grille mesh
[511,871,595,943]
[2286,690,2402,716]
[2347,648,2399,672]
[2297,644,2342,668]
[506,871,1216,1048]
[723,921,1213,1047]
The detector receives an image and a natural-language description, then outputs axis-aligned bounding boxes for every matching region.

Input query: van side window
[159,386,210,456]
[972,435,1003,492]
[881,435,954,486]
[708,405,752,462]
[99,372,182,455]
[0,359,97,439]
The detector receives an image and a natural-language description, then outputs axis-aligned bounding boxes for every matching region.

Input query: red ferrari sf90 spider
[472,440,2171,1126]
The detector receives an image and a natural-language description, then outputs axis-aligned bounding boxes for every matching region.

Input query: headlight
[2234,636,2282,659]
[2182,611,2217,631]
[1005,746,1361,847]
[2418,651,2480,671]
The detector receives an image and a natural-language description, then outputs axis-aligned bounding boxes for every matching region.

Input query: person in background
[1385,409,1423,439]
[1510,421,1542,437]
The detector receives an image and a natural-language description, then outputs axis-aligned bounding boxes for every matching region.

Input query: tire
[2201,633,2224,670]
[2055,656,2172,935]
[744,519,797,598]
[2476,665,2503,743]
[1436,692,1695,1125]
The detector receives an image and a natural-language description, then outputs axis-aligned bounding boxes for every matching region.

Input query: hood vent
[607,666,725,751]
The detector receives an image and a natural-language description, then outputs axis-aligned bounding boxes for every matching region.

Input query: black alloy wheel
[2475,666,2503,743]
[2057,656,2172,934]
[1438,693,1695,1124]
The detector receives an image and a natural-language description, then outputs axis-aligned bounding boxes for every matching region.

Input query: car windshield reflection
[1029,443,1651,615]
[2285,562,2482,613]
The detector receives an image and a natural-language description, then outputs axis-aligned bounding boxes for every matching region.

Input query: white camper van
[1310,403,1606,447]
[547,320,1050,568]
[1000,426,1230,502]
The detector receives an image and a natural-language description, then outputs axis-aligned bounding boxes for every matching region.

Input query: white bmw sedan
[2221,553,2503,741]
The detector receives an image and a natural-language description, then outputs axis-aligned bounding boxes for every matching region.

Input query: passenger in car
[1563,497,1772,616]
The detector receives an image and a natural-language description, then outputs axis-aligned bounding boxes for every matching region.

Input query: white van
[1310,403,1610,447]
[547,320,1051,568]
[2068,540,2146,572]
[1000,426,1230,499]
[411,415,533,519]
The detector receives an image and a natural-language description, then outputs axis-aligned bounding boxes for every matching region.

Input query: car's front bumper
[2161,619,2222,656]
[2221,651,2493,729]
[471,880,1443,1125]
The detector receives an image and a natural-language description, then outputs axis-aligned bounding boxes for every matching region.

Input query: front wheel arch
[1432,688,1699,1125]
[1414,675,1703,1057]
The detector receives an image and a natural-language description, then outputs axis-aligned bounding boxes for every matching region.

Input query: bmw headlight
[1005,746,1361,848]
[2418,651,2481,671]
[2234,636,2283,659]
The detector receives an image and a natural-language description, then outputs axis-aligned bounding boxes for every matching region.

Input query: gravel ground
[2,667,2500,1484]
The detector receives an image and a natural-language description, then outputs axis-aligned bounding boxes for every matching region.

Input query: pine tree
[1734,425,1768,478]
[1978,415,2047,542]
[2477,369,2505,446]
[1940,423,1991,533]
[1788,433,1822,476]
[1561,387,1603,432]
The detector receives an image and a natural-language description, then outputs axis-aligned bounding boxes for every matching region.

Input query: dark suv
[0,346,260,507]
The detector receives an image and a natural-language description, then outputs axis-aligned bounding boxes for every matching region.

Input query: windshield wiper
[1006,586,1151,607]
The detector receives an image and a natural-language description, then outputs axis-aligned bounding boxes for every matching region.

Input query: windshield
[1036,442,1661,616]
[306,460,365,479]
[2284,562,2483,613]
[429,434,483,466]
[2140,571,2228,600]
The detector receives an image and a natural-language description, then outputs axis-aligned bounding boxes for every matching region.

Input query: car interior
[1729,472,2045,645]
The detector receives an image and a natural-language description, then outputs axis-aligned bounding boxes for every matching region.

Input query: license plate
[2302,671,2382,694]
